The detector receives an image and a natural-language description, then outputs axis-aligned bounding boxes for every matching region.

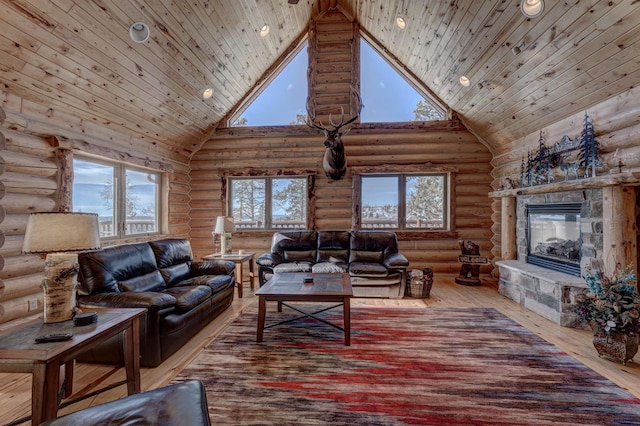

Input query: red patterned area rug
[173,304,640,425]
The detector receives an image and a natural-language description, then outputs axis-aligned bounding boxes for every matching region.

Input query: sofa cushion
[78,242,159,295]
[149,239,194,268]
[190,260,234,276]
[274,262,312,273]
[161,263,191,286]
[317,231,350,263]
[350,230,399,262]
[350,250,384,264]
[312,262,347,273]
[119,270,166,292]
[349,262,389,277]
[164,286,212,312]
[173,275,234,294]
[284,250,316,263]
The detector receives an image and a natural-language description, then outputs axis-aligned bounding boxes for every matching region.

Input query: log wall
[189,123,494,278]
[188,5,494,282]
[490,85,640,274]
[0,91,190,324]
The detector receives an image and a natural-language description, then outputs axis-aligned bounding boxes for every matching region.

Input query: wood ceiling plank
[478,5,640,141]
[463,0,623,121]
[21,0,214,127]
[68,1,214,119]
[153,0,246,101]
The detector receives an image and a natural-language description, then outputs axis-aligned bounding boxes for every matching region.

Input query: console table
[0,307,145,425]
[203,252,256,298]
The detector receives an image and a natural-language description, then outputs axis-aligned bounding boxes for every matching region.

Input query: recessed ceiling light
[520,0,544,18]
[260,25,270,37]
[129,22,150,43]
[396,16,406,30]
[459,76,470,87]
[203,88,213,99]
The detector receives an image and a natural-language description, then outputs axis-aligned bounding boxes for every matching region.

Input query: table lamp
[22,212,101,323]
[215,216,234,255]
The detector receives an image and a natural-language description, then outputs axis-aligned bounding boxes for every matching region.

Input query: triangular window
[360,38,445,122]
[230,43,308,127]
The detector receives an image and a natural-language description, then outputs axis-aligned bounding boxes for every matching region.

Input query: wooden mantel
[488,171,640,198]
[490,171,639,275]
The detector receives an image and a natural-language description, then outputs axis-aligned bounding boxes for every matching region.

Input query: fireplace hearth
[527,202,582,276]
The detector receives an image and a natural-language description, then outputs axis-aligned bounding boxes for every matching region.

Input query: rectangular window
[360,173,448,230]
[229,177,308,230]
[72,157,161,239]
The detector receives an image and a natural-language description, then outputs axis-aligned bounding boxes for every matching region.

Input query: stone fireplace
[491,174,638,328]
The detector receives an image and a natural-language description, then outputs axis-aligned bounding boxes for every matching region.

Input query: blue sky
[238,39,428,126]
[73,159,156,217]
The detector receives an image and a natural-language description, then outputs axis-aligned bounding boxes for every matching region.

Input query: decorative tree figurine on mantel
[579,111,602,178]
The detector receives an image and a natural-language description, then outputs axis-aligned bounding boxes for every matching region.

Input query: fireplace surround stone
[499,189,602,327]
[492,173,639,328]
[497,260,587,327]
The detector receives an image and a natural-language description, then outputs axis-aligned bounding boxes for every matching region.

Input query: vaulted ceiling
[1,0,639,159]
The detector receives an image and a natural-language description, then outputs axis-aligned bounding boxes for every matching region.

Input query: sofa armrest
[78,292,176,311]
[383,253,409,270]
[191,260,235,276]
[256,253,283,268]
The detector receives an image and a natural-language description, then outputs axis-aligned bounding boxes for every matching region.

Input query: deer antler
[306,87,363,132]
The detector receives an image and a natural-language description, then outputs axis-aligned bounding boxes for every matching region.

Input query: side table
[203,252,256,298]
[0,307,145,425]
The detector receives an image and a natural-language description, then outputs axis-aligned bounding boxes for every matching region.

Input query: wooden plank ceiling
[0,0,638,158]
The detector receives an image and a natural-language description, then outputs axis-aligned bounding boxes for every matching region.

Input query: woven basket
[407,276,433,298]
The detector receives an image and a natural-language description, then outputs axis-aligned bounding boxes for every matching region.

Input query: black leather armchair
[41,380,211,426]
[77,239,235,367]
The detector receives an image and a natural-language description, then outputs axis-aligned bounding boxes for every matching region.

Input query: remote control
[35,333,73,343]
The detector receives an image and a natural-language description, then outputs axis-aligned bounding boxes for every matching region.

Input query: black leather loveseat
[256,230,409,298]
[76,238,235,367]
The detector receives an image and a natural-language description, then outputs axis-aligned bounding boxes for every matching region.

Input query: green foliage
[231,179,265,224]
[272,178,307,222]
[575,265,640,336]
[412,100,444,121]
[289,114,308,125]
[406,176,444,224]
[231,117,248,127]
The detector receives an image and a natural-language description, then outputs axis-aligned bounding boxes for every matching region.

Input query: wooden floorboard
[1,276,639,424]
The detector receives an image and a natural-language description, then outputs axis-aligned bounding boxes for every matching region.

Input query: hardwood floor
[1,277,639,425]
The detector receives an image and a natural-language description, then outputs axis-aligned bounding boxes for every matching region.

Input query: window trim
[73,155,163,240]
[352,165,456,237]
[223,172,316,233]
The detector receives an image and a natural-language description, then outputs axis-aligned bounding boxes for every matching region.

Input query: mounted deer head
[306,91,363,180]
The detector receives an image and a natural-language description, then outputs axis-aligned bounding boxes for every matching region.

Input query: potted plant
[575,264,640,364]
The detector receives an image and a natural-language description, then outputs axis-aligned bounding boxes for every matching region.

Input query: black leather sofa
[256,230,409,298]
[76,238,235,367]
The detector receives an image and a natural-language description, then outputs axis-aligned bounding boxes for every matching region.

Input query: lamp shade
[22,212,101,254]
[214,216,234,234]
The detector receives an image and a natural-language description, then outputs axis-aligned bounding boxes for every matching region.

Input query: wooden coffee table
[256,272,353,345]
[0,307,145,425]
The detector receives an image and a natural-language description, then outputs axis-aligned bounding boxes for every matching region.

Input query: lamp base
[43,253,79,323]
[220,233,232,255]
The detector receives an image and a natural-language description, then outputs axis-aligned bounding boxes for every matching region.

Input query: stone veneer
[498,189,603,327]
[497,260,587,327]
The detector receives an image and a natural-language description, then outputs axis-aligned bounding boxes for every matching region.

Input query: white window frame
[72,155,162,240]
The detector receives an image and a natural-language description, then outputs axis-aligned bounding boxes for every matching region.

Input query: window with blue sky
[231,37,445,127]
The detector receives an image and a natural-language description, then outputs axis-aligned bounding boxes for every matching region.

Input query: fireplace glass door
[527,203,581,276]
